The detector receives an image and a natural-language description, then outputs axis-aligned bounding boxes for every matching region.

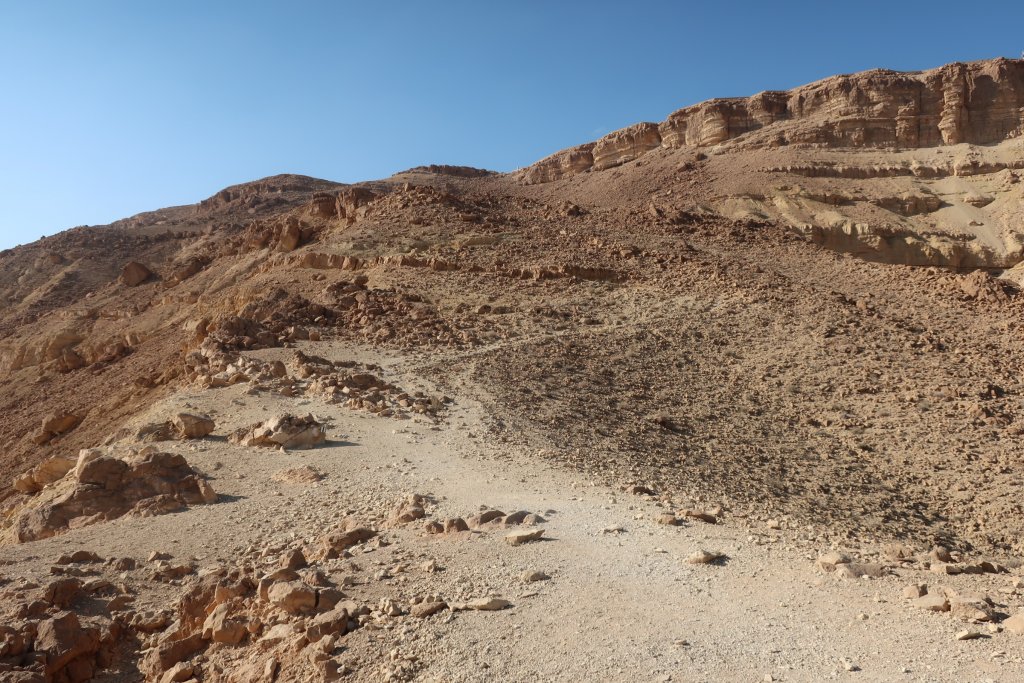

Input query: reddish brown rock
[15,452,216,542]
[34,612,101,678]
[119,262,153,287]
[321,524,376,559]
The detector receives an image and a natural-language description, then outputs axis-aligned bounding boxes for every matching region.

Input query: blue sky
[2,1,1022,250]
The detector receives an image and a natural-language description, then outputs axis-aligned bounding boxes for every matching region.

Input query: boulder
[43,578,83,607]
[912,593,950,612]
[1004,612,1024,634]
[467,509,505,527]
[268,581,317,615]
[146,633,206,675]
[305,607,350,641]
[15,452,216,542]
[444,517,470,533]
[388,494,426,526]
[171,413,215,439]
[120,262,153,287]
[34,612,101,678]
[138,414,215,442]
[816,552,852,572]
[321,523,376,559]
[202,603,247,644]
[410,601,447,618]
[12,455,76,493]
[230,414,326,450]
[33,412,83,445]
[42,412,83,436]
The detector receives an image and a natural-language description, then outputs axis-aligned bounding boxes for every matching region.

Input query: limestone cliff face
[591,123,663,171]
[520,58,1024,184]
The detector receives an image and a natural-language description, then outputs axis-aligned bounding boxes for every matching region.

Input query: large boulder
[230,414,326,450]
[171,413,215,439]
[15,452,216,542]
[34,612,101,678]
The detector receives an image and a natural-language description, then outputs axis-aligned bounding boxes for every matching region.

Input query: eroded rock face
[15,451,216,542]
[520,143,596,185]
[591,122,663,171]
[335,187,379,224]
[521,58,1024,183]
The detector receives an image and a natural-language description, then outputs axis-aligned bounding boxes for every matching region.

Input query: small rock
[281,548,308,570]
[505,529,544,546]
[410,601,446,618]
[444,517,469,533]
[685,549,725,565]
[902,583,927,599]
[682,510,717,524]
[816,552,851,572]
[1002,612,1024,634]
[466,597,512,611]
[911,593,950,612]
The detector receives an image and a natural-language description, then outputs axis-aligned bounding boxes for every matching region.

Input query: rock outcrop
[229,414,327,450]
[15,451,217,542]
[520,58,1024,183]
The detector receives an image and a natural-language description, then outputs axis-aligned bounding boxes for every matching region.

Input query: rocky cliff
[520,58,1024,184]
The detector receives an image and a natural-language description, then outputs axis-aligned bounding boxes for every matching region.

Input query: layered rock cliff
[520,58,1024,184]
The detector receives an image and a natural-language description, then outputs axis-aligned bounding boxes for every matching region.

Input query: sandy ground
[6,340,1024,682]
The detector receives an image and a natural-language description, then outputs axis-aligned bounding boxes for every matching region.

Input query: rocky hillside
[3,59,1024,682]
[520,58,1024,269]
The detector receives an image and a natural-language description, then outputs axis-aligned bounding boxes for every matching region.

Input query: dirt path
[6,340,1024,682]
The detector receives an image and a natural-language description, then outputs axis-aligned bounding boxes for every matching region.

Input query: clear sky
[2,1,1022,250]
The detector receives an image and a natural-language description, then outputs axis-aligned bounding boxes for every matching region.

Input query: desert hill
[2,59,1024,682]
[523,57,1024,268]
